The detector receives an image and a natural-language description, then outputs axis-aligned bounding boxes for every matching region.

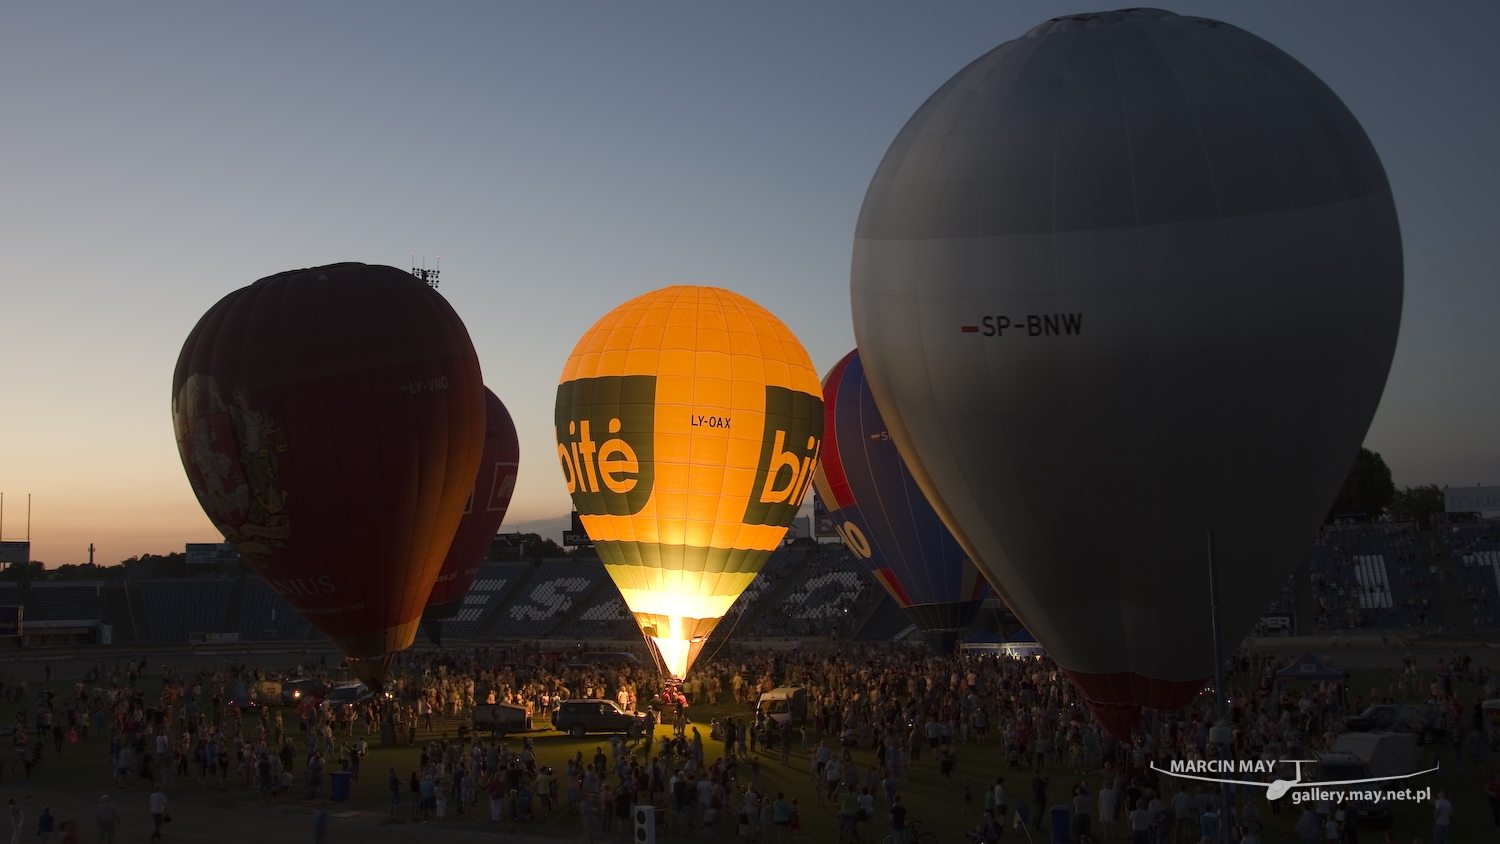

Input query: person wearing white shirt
[1171,787,1195,841]
[1098,781,1117,840]
[1433,790,1453,844]
[1128,803,1151,844]
[155,733,169,782]
[9,796,27,844]
[148,791,167,841]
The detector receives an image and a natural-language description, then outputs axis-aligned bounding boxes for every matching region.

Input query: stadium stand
[79,524,1500,645]
[1263,574,1296,616]
[719,548,805,621]
[28,582,110,622]
[235,577,312,641]
[1309,523,1435,630]
[1252,574,1300,636]
[746,544,877,639]
[1444,523,1500,627]
[442,563,531,638]
[483,559,607,639]
[570,595,635,639]
[139,579,233,641]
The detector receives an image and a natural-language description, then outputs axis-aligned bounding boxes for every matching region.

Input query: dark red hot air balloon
[171,263,485,687]
[423,387,519,644]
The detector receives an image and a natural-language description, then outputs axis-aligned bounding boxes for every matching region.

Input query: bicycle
[882,819,938,844]
[12,747,43,778]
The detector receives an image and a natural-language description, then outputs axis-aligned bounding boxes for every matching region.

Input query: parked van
[1309,751,1393,828]
[1333,731,1418,780]
[757,686,807,724]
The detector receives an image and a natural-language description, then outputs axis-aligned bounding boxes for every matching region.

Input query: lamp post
[1208,530,1233,844]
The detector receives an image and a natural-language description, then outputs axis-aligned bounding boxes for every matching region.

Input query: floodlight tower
[411,253,440,289]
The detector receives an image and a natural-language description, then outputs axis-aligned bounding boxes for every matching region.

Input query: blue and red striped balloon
[812,349,989,642]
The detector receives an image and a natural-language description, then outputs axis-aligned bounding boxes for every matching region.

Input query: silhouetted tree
[1327,447,1395,522]
[1389,484,1445,530]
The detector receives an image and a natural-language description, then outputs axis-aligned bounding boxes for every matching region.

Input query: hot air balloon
[555,286,822,679]
[172,263,486,688]
[423,387,520,645]
[851,8,1401,735]
[812,350,989,652]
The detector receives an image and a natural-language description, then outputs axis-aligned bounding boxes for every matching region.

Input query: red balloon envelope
[171,263,485,687]
[423,387,519,638]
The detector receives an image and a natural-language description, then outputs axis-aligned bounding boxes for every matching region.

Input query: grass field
[0,663,1490,843]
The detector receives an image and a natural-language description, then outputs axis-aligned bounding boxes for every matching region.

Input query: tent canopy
[965,629,1005,645]
[1274,652,1348,681]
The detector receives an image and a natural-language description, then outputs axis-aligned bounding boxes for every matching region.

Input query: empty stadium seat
[139,580,233,641]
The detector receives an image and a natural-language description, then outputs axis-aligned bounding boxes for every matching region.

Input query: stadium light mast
[1207,530,1232,844]
[0,494,32,579]
[411,253,440,289]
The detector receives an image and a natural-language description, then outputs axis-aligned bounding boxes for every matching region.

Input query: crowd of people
[0,640,1489,843]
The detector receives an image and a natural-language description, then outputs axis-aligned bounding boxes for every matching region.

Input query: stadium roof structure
[1274,652,1348,681]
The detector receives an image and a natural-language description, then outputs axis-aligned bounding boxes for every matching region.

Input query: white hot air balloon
[851,8,1401,735]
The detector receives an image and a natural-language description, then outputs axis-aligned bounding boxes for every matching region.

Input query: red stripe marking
[875,568,914,607]
[818,351,858,509]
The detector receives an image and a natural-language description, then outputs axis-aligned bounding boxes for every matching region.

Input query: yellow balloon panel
[555,286,822,677]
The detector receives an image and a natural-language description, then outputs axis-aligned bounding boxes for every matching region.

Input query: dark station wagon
[550,699,649,738]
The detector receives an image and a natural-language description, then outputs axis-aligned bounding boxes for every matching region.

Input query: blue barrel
[330,771,352,802]
[1049,805,1070,844]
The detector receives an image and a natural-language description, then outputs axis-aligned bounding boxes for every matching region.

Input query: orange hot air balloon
[554,286,823,678]
[172,263,485,687]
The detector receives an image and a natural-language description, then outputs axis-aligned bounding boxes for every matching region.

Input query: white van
[757,686,807,724]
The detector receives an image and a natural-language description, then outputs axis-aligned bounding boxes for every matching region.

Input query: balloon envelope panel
[425,387,520,618]
[172,263,486,682]
[813,350,989,633]
[555,286,822,677]
[851,9,1401,727]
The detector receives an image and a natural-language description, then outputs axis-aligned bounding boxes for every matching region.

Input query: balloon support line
[696,593,752,676]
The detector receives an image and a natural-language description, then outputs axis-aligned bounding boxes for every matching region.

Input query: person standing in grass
[387,768,401,822]
[147,790,167,842]
[888,794,908,844]
[1433,789,1453,844]
[772,792,791,843]
[35,805,53,844]
[9,796,27,844]
[94,796,118,844]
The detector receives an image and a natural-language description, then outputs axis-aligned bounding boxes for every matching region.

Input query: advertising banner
[812,490,838,537]
[1446,486,1500,516]
[185,543,241,565]
[563,511,593,547]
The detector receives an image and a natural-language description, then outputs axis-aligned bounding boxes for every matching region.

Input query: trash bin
[330,771,352,802]
[1049,805,1070,844]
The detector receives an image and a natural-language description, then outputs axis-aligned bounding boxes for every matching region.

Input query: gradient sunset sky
[2,1,1497,567]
